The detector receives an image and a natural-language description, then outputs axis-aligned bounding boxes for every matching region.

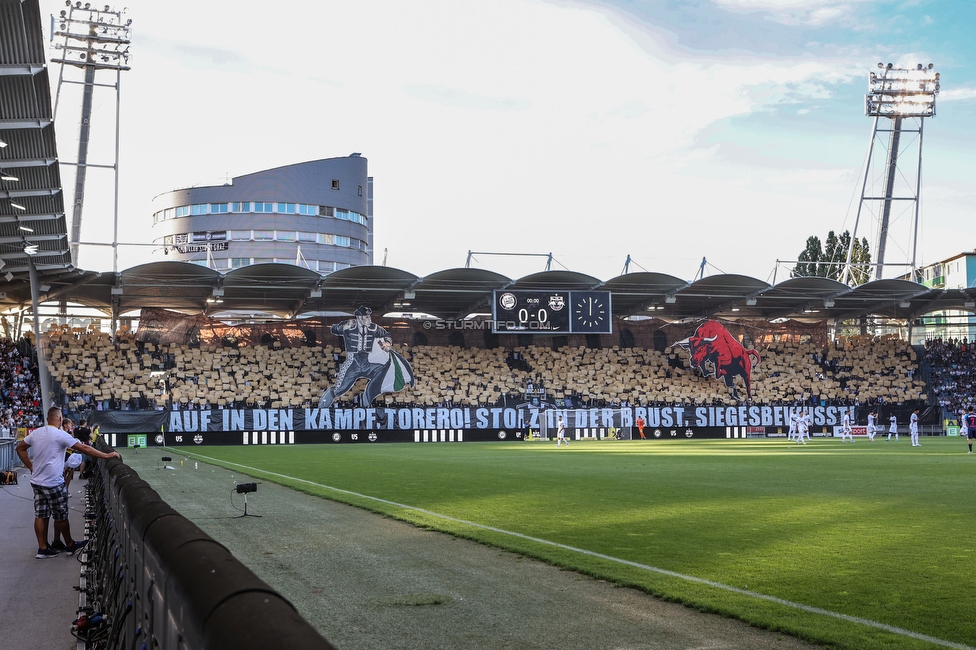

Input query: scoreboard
[492,290,612,334]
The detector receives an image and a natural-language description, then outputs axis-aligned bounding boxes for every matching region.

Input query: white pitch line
[174,449,973,650]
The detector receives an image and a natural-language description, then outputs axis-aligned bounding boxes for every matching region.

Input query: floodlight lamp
[823,300,835,308]
[0,139,6,148]
[18,225,33,232]
[899,301,911,308]
[1,173,18,182]
[23,244,39,256]
[745,298,757,306]
[730,305,740,312]
[40,284,51,292]
[10,202,25,211]
[665,295,677,304]
[0,259,5,270]
[4,272,13,282]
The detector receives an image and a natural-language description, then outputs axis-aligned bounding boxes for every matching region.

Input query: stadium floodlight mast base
[842,63,939,285]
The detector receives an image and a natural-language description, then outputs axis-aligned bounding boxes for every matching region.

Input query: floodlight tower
[842,63,939,284]
[49,2,132,270]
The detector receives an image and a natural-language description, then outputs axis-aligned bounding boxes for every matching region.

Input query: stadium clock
[572,291,612,333]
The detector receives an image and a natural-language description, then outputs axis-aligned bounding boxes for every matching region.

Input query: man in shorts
[867,411,877,441]
[16,407,120,558]
[840,411,854,442]
[556,417,569,447]
[910,409,920,447]
[965,409,976,454]
[888,414,898,441]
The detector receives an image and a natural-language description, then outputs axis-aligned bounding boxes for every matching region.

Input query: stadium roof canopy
[3,2,975,327]
[3,261,976,324]
[0,0,75,283]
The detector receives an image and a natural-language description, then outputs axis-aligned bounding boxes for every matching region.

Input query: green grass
[175,437,976,650]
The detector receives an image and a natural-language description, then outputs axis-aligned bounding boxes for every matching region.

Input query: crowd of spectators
[923,337,976,416]
[0,337,43,434]
[31,324,931,414]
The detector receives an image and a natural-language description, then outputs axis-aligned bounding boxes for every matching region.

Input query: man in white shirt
[867,411,877,441]
[796,412,810,445]
[556,417,569,447]
[888,415,898,441]
[910,409,920,447]
[841,411,854,442]
[16,407,120,558]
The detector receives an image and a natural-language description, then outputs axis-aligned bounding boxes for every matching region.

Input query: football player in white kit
[796,411,811,444]
[788,412,798,441]
[840,411,854,442]
[910,409,920,446]
[888,414,898,441]
[867,411,877,441]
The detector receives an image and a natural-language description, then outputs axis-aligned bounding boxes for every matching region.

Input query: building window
[229,230,251,241]
[317,233,334,245]
[234,202,251,212]
[230,258,249,269]
[191,204,208,215]
[277,231,297,242]
[163,235,174,245]
[335,236,351,247]
[254,202,274,213]
[253,230,274,241]
[176,205,190,217]
[298,203,317,215]
[332,179,340,190]
[278,202,295,214]
[298,231,316,243]
[253,258,273,265]
[164,208,174,220]
[358,185,363,196]
[210,203,229,213]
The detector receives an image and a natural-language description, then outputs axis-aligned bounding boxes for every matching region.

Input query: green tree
[793,236,824,278]
[793,230,871,286]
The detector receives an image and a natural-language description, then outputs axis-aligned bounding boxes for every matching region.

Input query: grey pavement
[1,468,86,650]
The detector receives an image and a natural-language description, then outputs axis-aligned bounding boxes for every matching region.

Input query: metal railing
[0,439,17,472]
[76,441,337,650]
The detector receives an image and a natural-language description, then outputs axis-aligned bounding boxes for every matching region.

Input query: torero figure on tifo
[318,306,414,408]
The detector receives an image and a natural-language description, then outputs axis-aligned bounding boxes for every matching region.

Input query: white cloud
[710,0,870,26]
[939,87,976,102]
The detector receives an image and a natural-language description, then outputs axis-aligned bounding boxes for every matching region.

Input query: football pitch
[170,437,976,650]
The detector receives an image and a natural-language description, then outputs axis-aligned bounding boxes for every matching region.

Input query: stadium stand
[37,324,928,411]
[924,337,976,415]
[0,337,44,432]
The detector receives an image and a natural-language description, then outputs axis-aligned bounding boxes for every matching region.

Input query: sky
[40,0,976,284]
